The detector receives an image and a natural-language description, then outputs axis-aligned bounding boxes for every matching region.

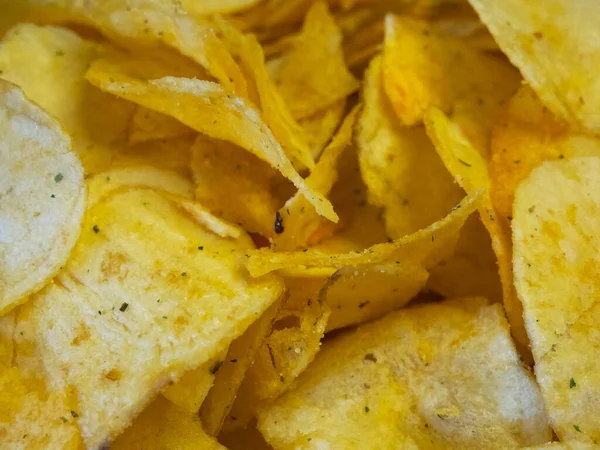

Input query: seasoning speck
[119,302,129,312]
[210,361,223,375]
[570,378,576,388]
[274,211,284,234]
[92,225,100,233]
[54,173,64,183]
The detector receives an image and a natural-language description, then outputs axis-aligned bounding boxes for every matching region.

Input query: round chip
[0,80,84,315]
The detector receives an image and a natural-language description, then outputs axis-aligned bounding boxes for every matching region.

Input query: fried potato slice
[200,300,280,435]
[468,0,600,133]
[258,298,550,449]
[323,262,429,331]
[0,80,84,315]
[162,350,227,414]
[85,57,338,223]
[246,189,482,277]
[128,107,195,144]
[0,367,83,450]
[191,136,282,238]
[111,396,224,450]
[383,15,520,131]
[357,55,464,239]
[269,2,359,120]
[489,86,600,224]
[213,17,314,170]
[273,107,359,250]
[425,106,529,352]
[16,179,284,448]
[513,156,600,442]
[0,24,135,174]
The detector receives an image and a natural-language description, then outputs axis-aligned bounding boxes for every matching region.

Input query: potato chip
[16,181,284,448]
[269,2,360,120]
[427,214,502,303]
[258,298,550,449]
[468,0,600,133]
[273,108,359,251]
[200,300,280,435]
[0,80,84,315]
[513,156,600,442]
[382,15,520,131]
[323,262,429,331]
[85,57,338,223]
[425,106,529,351]
[489,86,600,224]
[213,17,314,170]
[162,351,227,414]
[299,100,347,159]
[357,55,464,239]
[128,107,195,144]
[191,136,282,238]
[0,367,83,449]
[111,396,224,450]
[0,24,136,175]
[246,189,482,277]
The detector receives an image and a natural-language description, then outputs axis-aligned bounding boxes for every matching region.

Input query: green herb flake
[54,173,64,183]
[570,378,577,389]
[51,194,55,198]
[181,272,187,277]
[198,246,204,251]
[574,425,582,432]
[92,225,100,233]
[364,406,370,413]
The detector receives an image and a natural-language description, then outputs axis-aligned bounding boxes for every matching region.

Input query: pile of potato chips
[1,0,600,448]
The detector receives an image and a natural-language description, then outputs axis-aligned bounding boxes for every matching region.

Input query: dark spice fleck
[274,211,284,234]
[358,301,370,309]
[70,410,79,418]
[51,194,55,198]
[54,173,64,183]
[364,353,377,363]
[198,246,204,251]
[119,302,129,312]
[181,272,187,277]
[570,378,577,388]
[458,159,471,167]
[210,361,223,375]
[365,406,370,413]
[92,225,100,233]
[230,359,237,363]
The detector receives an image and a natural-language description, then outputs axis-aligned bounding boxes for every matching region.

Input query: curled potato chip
[0,80,84,315]
[0,367,83,449]
[200,300,280,435]
[489,86,600,224]
[16,177,284,448]
[111,396,225,450]
[128,107,195,144]
[246,189,482,277]
[0,24,136,174]
[273,107,359,250]
[382,15,520,131]
[213,17,314,170]
[513,156,600,443]
[191,136,282,238]
[357,55,464,239]
[468,0,600,133]
[85,57,338,223]
[258,298,550,449]
[323,262,429,331]
[269,2,359,120]
[162,350,227,414]
[425,106,529,352]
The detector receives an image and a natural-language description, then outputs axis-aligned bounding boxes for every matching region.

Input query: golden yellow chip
[382,15,520,133]
[85,56,338,223]
[200,301,280,435]
[0,24,135,174]
[213,17,314,170]
[0,367,83,449]
[469,0,600,133]
[299,99,347,159]
[258,298,550,449]
[246,189,482,277]
[273,107,359,251]
[0,80,84,315]
[357,55,464,239]
[128,107,195,144]
[489,86,600,224]
[513,156,600,442]
[425,106,529,351]
[111,396,224,450]
[269,2,359,120]
[15,174,284,448]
